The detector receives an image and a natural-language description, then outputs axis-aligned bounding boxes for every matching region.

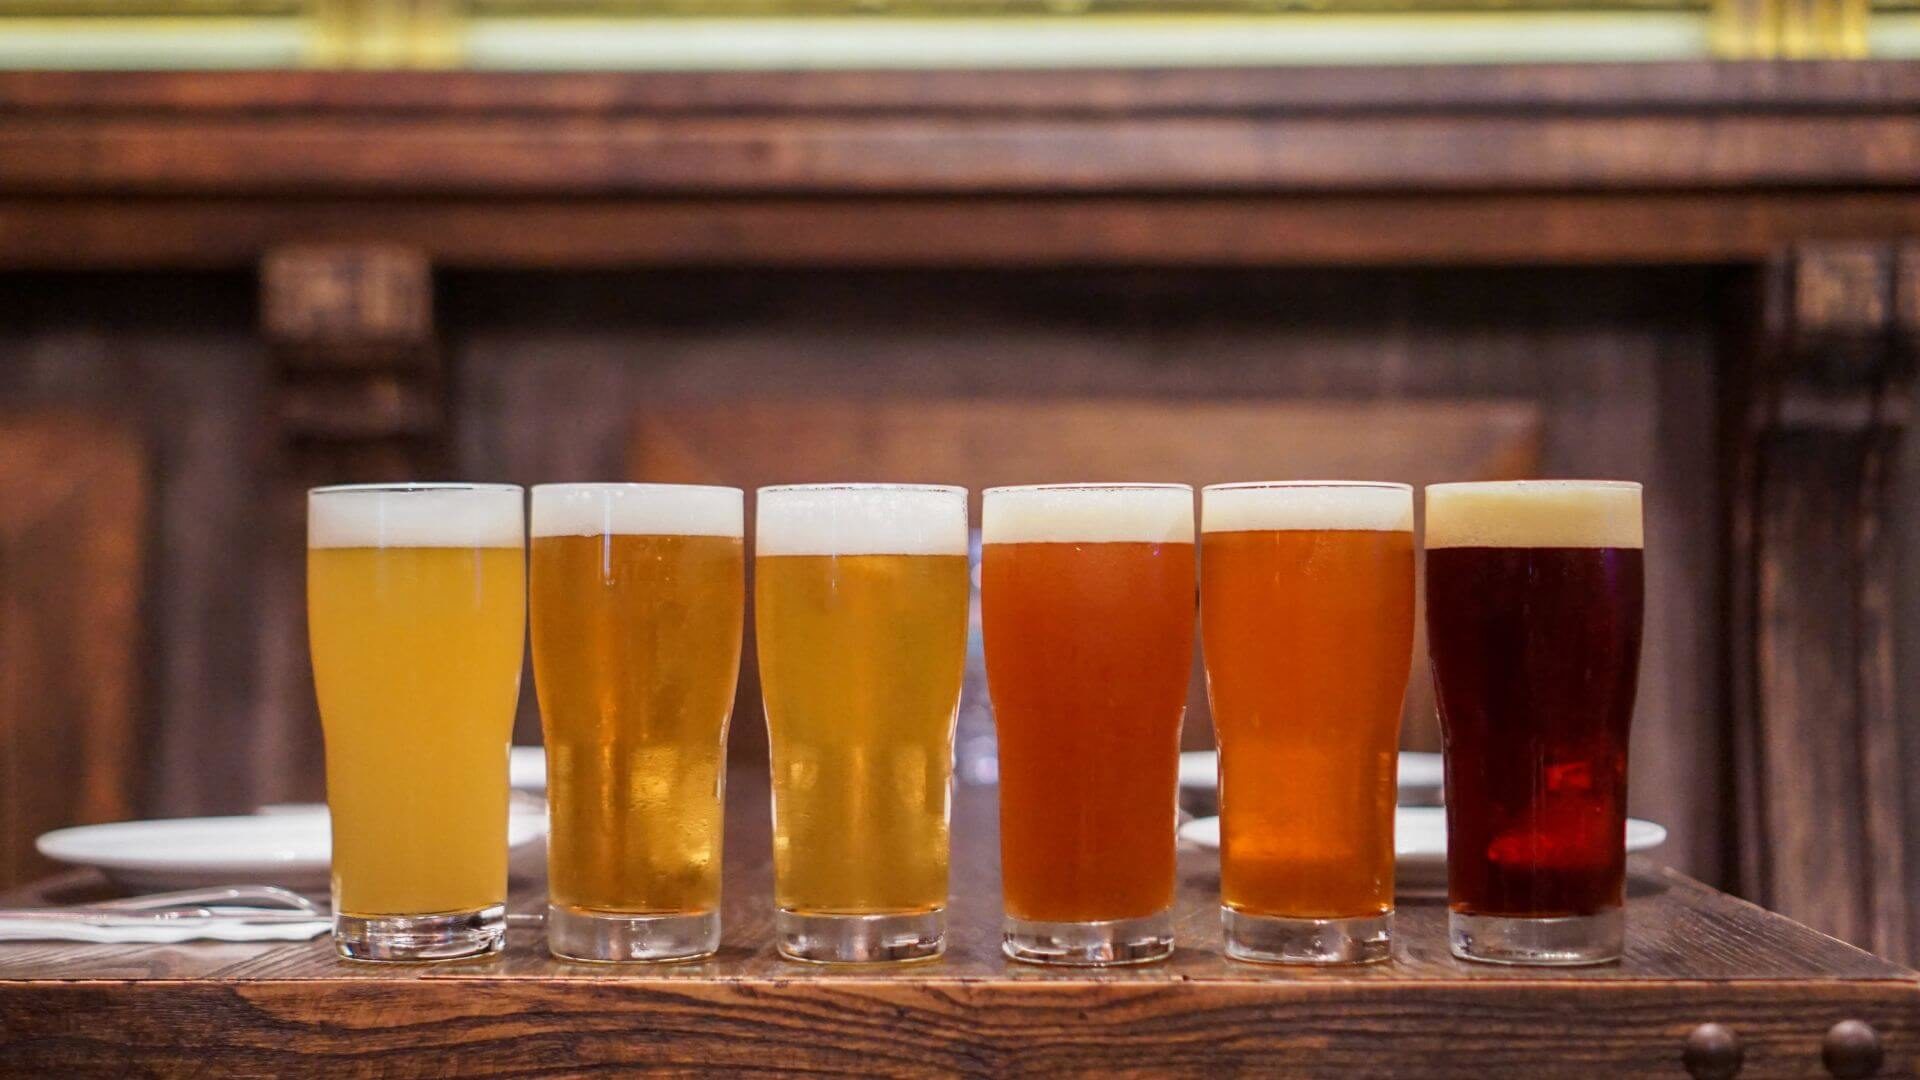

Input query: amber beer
[1201,482,1413,965]
[755,484,969,963]
[1425,480,1644,966]
[307,484,525,961]
[530,483,744,962]
[982,484,1195,966]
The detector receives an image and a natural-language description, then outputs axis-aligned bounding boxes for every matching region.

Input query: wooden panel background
[0,414,145,888]
[448,266,1725,885]
[0,265,1727,890]
[0,274,281,818]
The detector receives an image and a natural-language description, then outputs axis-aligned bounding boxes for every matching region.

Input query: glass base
[1002,911,1174,967]
[1223,908,1391,965]
[1449,909,1624,966]
[333,905,506,962]
[547,904,719,963]
[776,909,945,964]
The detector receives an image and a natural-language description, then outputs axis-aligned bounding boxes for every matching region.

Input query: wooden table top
[2,773,1914,1077]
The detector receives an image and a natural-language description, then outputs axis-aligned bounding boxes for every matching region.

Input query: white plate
[1178,806,1668,889]
[37,808,549,893]
[1179,751,1444,795]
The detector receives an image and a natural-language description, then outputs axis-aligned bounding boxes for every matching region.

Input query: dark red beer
[1427,544,1643,918]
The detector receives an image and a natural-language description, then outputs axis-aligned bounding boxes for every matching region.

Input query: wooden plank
[0,782,1912,1076]
[1,783,1909,984]
[0,979,1913,1078]
[1731,244,1917,961]
[3,114,1917,197]
[2,67,1918,200]
[0,414,146,889]
[6,194,1920,270]
[5,63,1920,116]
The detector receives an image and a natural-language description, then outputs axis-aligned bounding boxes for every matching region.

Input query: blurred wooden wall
[0,265,1725,891]
[1,66,1915,960]
[0,414,144,886]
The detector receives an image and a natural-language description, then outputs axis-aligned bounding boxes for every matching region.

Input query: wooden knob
[1683,1023,1743,1079]
[1823,1020,1883,1078]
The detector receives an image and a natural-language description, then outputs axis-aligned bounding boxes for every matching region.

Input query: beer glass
[1201,482,1413,965]
[755,484,969,963]
[1425,480,1644,965]
[530,483,744,962]
[981,483,1195,966]
[307,483,525,961]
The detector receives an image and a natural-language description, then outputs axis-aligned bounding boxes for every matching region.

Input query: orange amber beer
[1201,482,1413,965]
[982,484,1195,965]
[530,483,744,962]
[756,484,970,963]
[307,483,525,962]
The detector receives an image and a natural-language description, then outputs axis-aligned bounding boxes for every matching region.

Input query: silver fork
[1,885,326,926]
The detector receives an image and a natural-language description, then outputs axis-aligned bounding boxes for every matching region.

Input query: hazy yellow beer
[307,483,525,961]
[531,483,744,962]
[755,484,969,963]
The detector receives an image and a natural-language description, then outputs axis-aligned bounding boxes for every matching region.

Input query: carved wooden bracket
[1731,242,1917,959]
[261,244,444,483]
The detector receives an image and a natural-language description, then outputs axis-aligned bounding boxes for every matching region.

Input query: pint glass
[530,483,744,962]
[1201,482,1413,965]
[755,484,969,963]
[982,484,1195,966]
[308,483,526,961]
[1426,480,1644,965]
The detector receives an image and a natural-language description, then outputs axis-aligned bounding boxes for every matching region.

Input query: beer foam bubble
[1203,483,1412,534]
[308,484,524,549]
[983,484,1194,545]
[756,485,968,557]
[1425,481,1643,550]
[533,483,743,538]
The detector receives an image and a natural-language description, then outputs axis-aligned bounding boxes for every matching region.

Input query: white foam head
[756,484,968,557]
[983,484,1194,545]
[532,483,742,539]
[1203,482,1412,534]
[1425,480,1643,549]
[308,484,524,549]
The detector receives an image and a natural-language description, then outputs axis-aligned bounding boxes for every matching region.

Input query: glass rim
[983,482,1192,495]
[1425,479,1641,493]
[533,482,742,496]
[757,483,967,496]
[308,482,522,496]
[1204,480,1410,493]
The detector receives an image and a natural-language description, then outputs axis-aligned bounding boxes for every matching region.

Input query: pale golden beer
[1201,482,1413,965]
[307,483,525,961]
[530,483,744,962]
[755,484,969,963]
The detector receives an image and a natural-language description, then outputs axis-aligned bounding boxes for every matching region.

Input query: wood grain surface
[2,65,1919,199]
[1729,244,1920,962]
[8,194,1920,271]
[2,64,1920,271]
[0,414,145,889]
[0,778,1911,1076]
[5,63,1918,115]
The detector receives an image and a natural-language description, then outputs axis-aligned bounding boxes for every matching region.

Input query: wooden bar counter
[0,775,1912,1077]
